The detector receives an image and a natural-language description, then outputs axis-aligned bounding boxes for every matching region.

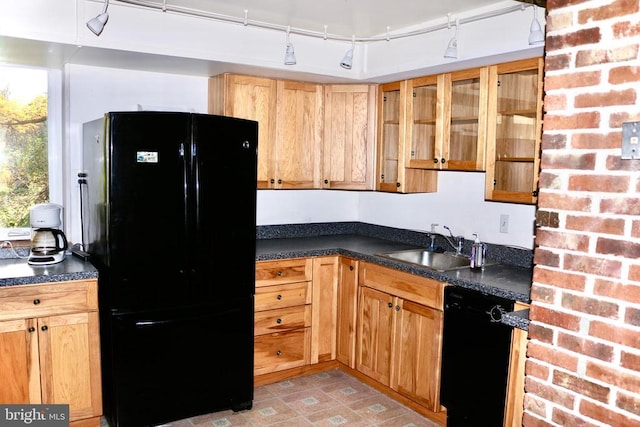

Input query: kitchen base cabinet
[335,257,358,368]
[356,263,445,415]
[311,256,339,363]
[504,302,529,427]
[0,280,102,427]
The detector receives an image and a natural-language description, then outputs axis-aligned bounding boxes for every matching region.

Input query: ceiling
[143,0,536,39]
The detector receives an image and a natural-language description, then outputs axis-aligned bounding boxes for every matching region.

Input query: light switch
[621,121,640,160]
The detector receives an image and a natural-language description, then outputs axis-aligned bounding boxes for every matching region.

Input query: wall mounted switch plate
[622,121,640,160]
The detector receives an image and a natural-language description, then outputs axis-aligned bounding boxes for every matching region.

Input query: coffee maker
[28,203,68,265]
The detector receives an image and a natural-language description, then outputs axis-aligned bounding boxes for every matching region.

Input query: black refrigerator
[81,111,257,427]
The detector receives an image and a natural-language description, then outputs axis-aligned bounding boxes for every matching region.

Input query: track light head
[444,19,459,59]
[528,7,544,45]
[284,43,296,65]
[87,0,110,36]
[87,12,109,35]
[340,49,353,69]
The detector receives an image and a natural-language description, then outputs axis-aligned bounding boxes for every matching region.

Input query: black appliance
[82,111,258,427]
[440,286,514,427]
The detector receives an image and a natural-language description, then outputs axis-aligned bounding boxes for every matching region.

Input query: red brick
[525,371,577,407]
[621,351,640,372]
[548,0,593,8]
[523,396,549,423]
[572,132,621,149]
[617,391,640,418]
[580,399,640,427]
[541,133,568,149]
[533,247,561,267]
[561,292,620,319]
[586,360,640,394]
[544,112,601,131]
[537,192,592,212]
[613,20,640,38]
[625,307,640,327]
[545,71,601,90]
[533,267,587,291]
[609,111,640,128]
[545,53,571,72]
[590,320,640,350]
[578,0,640,23]
[564,253,622,278]
[541,152,597,170]
[531,305,582,331]
[547,28,602,51]
[594,279,640,304]
[526,358,551,381]
[630,264,640,282]
[576,46,639,67]
[538,172,562,190]
[606,153,640,171]
[530,282,557,302]
[575,88,636,108]
[544,93,567,112]
[596,237,640,258]
[633,220,640,238]
[553,370,610,402]
[569,174,630,192]
[536,229,589,252]
[551,406,602,427]
[600,197,640,216]
[609,65,640,84]
[566,215,625,235]
[557,331,614,361]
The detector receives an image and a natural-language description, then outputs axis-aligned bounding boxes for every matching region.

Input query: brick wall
[528,0,640,425]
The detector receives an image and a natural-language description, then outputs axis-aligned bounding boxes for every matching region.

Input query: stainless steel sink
[376,249,473,271]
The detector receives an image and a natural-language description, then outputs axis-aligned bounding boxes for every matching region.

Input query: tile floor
[148,369,442,427]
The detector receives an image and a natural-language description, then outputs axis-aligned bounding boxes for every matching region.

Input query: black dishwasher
[440,286,515,427]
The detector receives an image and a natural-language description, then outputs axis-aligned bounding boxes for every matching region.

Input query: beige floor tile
[278,387,342,415]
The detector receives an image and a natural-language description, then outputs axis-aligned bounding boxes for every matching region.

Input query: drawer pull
[33,299,41,305]
[276,350,282,356]
[41,325,48,332]
[28,326,35,333]
[395,305,401,311]
[277,294,282,300]
[388,302,393,308]
[276,318,282,324]
[277,271,283,276]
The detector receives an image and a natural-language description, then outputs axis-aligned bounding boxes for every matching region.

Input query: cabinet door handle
[28,326,35,333]
[41,325,48,332]
[277,294,282,300]
[270,178,275,184]
[276,318,282,324]
[33,299,40,305]
[276,350,282,356]
[395,305,401,311]
[349,266,354,271]
[324,179,329,184]
[433,158,438,164]
[388,302,393,308]
[277,271,283,276]
[441,158,446,164]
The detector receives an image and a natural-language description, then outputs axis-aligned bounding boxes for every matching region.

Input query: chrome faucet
[443,225,465,256]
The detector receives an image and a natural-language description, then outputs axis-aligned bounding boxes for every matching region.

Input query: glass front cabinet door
[485,58,543,204]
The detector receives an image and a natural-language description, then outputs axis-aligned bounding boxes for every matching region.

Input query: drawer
[255,281,311,312]
[254,305,311,336]
[256,259,313,287]
[0,280,98,322]
[360,263,445,310]
[254,328,311,375]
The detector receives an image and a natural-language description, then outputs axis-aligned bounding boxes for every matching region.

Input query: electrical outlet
[500,214,509,233]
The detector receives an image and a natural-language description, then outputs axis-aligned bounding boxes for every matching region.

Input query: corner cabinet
[0,280,102,427]
[356,262,445,414]
[376,81,438,193]
[208,74,323,189]
[485,57,544,204]
[323,84,377,190]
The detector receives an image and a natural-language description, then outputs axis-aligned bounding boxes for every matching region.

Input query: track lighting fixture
[528,7,545,45]
[284,26,296,65]
[87,0,110,36]
[340,36,356,69]
[444,18,459,59]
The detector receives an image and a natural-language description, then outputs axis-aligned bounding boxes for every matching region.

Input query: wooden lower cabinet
[356,262,445,414]
[335,257,359,368]
[504,302,529,427]
[0,280,102,427]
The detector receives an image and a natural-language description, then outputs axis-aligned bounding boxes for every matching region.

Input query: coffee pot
[28,203,68,265]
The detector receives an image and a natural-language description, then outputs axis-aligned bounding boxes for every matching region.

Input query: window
[0,65,58,241]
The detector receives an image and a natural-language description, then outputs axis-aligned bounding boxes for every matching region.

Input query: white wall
[64,64,536,250]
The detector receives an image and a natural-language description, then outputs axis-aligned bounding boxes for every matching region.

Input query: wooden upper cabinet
[208,74,277,189]
[323,84,377,190]
[208,74,323,189]
[275,80,324,189]
[485,57,543,204]
[376,81,437,193]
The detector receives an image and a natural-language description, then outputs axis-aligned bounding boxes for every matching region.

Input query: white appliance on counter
[28,203,68,265]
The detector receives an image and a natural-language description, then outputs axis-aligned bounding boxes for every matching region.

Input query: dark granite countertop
[0,256,98,287]
[502,309,530,331]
